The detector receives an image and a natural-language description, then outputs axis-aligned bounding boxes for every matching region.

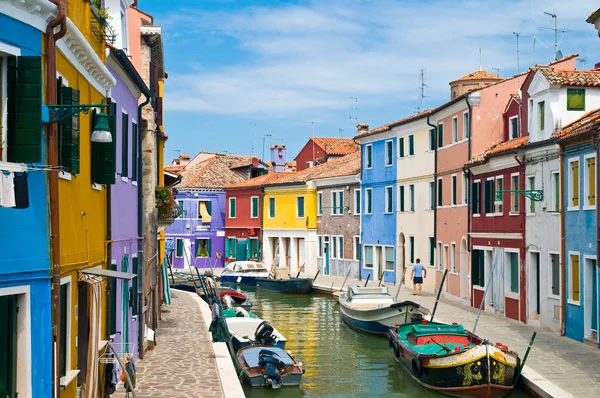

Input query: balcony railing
[159,204,182,223]
[90,3,117,44]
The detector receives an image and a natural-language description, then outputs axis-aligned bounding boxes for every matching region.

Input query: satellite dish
[557,50,564,60]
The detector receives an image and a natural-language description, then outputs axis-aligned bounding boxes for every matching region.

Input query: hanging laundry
[0,171,16,208]
[13,172,29,209]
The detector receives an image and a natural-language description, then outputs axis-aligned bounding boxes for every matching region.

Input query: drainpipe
[514,153,527,323]
[46,2,67,397]
[355,172,362,281]
[260,187,265,263]
[559,144,567,335]
[426,115,438,254]
[591,135,600,317]
[466,96,473,249]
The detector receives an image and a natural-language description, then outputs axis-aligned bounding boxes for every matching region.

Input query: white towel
[0,172,16,207]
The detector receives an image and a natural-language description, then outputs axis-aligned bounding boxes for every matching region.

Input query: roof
[141,25,164,79]
[450,69,503,84]
[109,49,150,97]
[552,107,600,141]
[178,153,265,189]
[355,109,434,140]
[467,136,529,166]
[587,8,600,23]
[164,165,185,174]
[229,157,268,170]
[310,137,359,156]
[224,172,290,190]
[538,68,600,87]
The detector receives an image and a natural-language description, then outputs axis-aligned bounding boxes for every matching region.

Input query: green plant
[92,0,112,22]
[155,186,175,220]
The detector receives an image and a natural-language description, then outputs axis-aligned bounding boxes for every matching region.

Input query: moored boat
[226,317,287,353]
[338,286,429,335]
[388,321,520,398]
[234,346,304,388]
[220,261,271,285]
[219,289,248,303]
[256,277,313,294]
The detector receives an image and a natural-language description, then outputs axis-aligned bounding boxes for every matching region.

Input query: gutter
[591,135,600,325]
[559,144,567,335]
[514,153,527,323]
[465,95,473,250]
[426,115,438,252]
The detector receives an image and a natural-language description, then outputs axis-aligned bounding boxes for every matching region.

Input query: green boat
[223,307,256,319]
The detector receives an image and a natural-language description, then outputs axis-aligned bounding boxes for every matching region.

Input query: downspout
[591,135,600,331]
[559,144,567,335]
[466,96,473,249]
[260,187,265,262]
[47,2,66,397]
[426,114,438,253]
[355,172,362,281]
[514,153,527,323]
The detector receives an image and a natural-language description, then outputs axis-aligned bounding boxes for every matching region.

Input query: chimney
[595,62,600,70]
[270,145,286,172]
[357,123,369,135]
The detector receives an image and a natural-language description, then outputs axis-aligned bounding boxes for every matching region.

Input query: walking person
[411,258,426,296]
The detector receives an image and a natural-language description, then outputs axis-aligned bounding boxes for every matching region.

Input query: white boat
[338,286,429,335]
[220,261,271,285]
[226,317,287,352]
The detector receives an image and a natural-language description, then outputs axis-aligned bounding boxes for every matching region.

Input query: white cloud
[163,0,600,119]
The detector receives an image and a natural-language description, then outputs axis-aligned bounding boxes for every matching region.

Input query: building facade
[295,137,358,171]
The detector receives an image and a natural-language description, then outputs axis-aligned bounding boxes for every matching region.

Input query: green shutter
[6,56,43,163]
[231,199,236,218]
[484,180,492,213]
[452,176,457,205]
[225,239,230,258]
[429,129,435,151]
[437,179,443,206]
[132,122,138,181]
[471,250,480,287]
[121,112,129,177]
[208,239,212,257]
[91,100,117,184]
[176,239,183,257]
[429,238,435,266]
[400,186,405,211]
[409,135,414,156]
[438,124,444,148]
[410,236,415,263]
[58,85,81,174]
[206,200,212,215]
[246,240,251,260]
[387,141,393,163]
[511,253,519,293]
[0,296,17,397]
[399,138,405,158]
[132,257,138,315]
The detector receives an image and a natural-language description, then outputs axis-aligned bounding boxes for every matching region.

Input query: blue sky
[139,0,600,163]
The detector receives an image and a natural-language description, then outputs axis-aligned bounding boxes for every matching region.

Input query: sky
[138,0,600,164]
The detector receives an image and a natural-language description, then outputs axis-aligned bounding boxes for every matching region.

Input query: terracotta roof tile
[552,107,600,141]
[179,154,262,189]
[164,165,185,174]
[467,136,529,166]
[356,109,433,139]
[451,70,503,83]
[311,137,359,156]
[539,68,600,87]
[587,8,600,23]
[224,172,290,189]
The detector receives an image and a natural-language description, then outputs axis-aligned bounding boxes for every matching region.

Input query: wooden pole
[395,268,408,299]
[295,264,305,278]
[430,269,448,322]
[339,269,351,292]
[313,269,321,281]
[513,332,537,386]
[364,273,371,287]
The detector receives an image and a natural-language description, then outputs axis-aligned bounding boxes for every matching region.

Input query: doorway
[183,239,191,269]
[0,295,17,398]
[529,252,541,321]
[324,241,330,275]
[460,238,468,299]
[398,234,406,285]
[584,257,598,341]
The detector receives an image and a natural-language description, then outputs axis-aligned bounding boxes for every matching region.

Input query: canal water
[234,287,530,398]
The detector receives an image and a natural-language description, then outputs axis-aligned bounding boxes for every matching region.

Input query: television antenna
[349,97,358,125]
[491,67,500,75]
[577,57,586,69]
[541,12,570,61]
[417,69,428,112]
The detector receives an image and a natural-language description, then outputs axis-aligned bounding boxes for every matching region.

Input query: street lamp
[47,100,112,142]
[90,111,112,143]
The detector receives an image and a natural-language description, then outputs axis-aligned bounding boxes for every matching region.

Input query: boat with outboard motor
[256,277,313,294]
[234,346,304,389]
[226,317,287,353]
[338,286,429,335]
[220,261,272,285]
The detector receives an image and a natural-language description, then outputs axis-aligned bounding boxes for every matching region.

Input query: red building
[295,137,358,171]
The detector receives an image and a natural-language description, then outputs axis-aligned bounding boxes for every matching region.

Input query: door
[398,234,405,285]
[183,238,192,268]
[593,267,598,334]
[460,238,469,299]
[324,244,330,275]
[298,239,305,271]
[77,282,90,385]
[0,295,17,398]
[534,253,541,317]
[491,248,505,312]
[236,240,247,261]
[585,258,598,339]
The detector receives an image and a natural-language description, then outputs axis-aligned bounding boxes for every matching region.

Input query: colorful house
[166,153,267,270]
[295,137,358,171]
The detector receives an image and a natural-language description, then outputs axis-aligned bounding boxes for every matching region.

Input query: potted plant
[155,186,176,221]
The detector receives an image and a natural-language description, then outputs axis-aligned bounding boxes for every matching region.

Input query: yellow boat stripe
[424,353,515,369]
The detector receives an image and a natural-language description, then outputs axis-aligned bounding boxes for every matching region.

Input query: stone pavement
[301,272,600,398]
[113,290,224,398]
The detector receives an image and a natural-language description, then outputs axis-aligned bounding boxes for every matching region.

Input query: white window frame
[385,139,393,166]
[60,277,73,381]
[526,175,536,215]
[462,174,468,204]
[494,176,503,215]
[197,200,210,220]
[450,242,456,273]
[428,181,435,210]
[365,144,373,169]
[353,189,361,215]
[528,99,533,133]
[463,111,469,140]
[365,188,373,215]
[437,241,443,269]
[568,157,580,211]
[306,161,313,168]
[384,186,393,214]
[196,238,210,258]
[384,246,395,271]
[548,251,561,300]
[331,190,344,216]
[296,196,305,218]
[510,172,520,215]
[538,101,545,131]
[353,236,360,261]
[250,196,259,218]
[484,177,495,215]
[583,153,596,210]
[438,122,444,148]
[568,251,581,305]
[364,245,374,269]
[228,197,236,219]
[408,184,415,212]
[408,134,415,157]
[175,238,184,258]
[452,116,458,143]
[451,174,458,206]
[437,177,443,207]
[509,115,519,139]
[473,179,481,216]
[268,197,276,219]
[504,248,520,299]
[551,171,561,212]
[317,192,323,216]
[318,235,323,257]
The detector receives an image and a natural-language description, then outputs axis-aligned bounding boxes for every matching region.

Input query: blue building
[355,124,398,283]
[0,8,54,397]
[555,108,600,349]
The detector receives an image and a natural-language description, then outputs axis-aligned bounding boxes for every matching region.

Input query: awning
[81,267,137,280]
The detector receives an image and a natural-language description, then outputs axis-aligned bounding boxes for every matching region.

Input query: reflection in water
[235,288,529,398]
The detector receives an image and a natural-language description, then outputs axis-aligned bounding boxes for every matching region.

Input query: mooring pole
[430,269,448,322]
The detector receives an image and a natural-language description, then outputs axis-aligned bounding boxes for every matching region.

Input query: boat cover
[240,347,295,367]
[411,324,467,336]
[349,286,389,296]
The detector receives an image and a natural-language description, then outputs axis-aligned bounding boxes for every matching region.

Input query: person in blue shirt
[411,258,426,296]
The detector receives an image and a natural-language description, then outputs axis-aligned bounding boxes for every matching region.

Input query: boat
[388,320,520,398]
[234,346,304,388]
[256,277,313,294]
[220,261,272,285]
[338,286,429,335]
[220,289,248,303]
[226,318,287,353]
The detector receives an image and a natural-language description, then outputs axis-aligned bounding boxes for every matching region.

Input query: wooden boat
[388,321,520,398]
[226,318,287,353]
[256,277,313,294]
[219,289,248,303]
[234,346,303,388]
[220,261,271,285]
[338,286,429,335]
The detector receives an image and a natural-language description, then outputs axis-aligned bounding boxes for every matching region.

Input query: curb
[185,291,246,398]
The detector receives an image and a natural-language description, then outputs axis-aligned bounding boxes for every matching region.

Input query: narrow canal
[234,287,530,398]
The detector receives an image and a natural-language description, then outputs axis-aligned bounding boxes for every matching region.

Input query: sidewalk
[113,290,225,398]
[302,272,600,398]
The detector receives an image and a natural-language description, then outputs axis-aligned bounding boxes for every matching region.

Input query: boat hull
[256,278,313,294]
[233,346,303,388]
[220,275,262,285]
[339,297,425,335]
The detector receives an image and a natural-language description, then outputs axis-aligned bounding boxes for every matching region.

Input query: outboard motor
[258,349,285,389]
[254,321,277,346]
[221,295,234,310]
[410,312,424,323]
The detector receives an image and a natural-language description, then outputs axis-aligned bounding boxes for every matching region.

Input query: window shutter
[121,112,129,177]
[206,200,212,215]
[429,129,435,151]
[387,141,393,163]
[58,85,81,174]
[225,238,230,258]
[437,179,443,206]
[91,100,117,184]
[132,122,138,181]
[6,56,43,163]
[438,125,444,148]
[208,239,212,257]
[109,263,117,335]
[452,176,457,205]
[246,240,251,260]
[409,135,414,156]
[399,185,405,212]
[132,257,138,315]
[471,250,480,287]
[399,138,405,157]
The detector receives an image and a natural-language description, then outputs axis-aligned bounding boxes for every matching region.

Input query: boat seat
[411,324,466,336]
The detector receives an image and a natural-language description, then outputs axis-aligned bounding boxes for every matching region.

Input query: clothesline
[0,161,64,173]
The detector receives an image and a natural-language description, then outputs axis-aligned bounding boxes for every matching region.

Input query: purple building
[165,153,268,269]
[106,48,150,358]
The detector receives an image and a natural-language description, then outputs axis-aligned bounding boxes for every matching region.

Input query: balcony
[158,204,181,231]
[90,1,117,45]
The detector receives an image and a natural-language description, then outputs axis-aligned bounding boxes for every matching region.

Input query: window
[567,88,585,111]
[484,179,494,214]
[196,238,210,258]
[409,184,415,212]
[429,237,435,266]
[528,176,535,214]
[462,174,468,204]
[385,186,393,213]
[438,123,444,148]
[269,197,275,218]
[570,253,580,302]
[451,243,456,272]
[121,111,129,177]
[332,236,338,258]
[306,161,313,168]
[251,196,259,218]
[550,253,560,297]
[437,178,443,206]
[399,137,405,158]
[429,128,436,151]
[249,238,260,260]
[569,159,580,208]
[331,191,344,215]
[57,79,81,175]
[198,200,212,222]
[177,200,184,219]
[509,116,519,139]
[228,197,236,218]
[552,171,560,212]
[132,256,139,315]
[538,101,545,130]
[365,144,373,168]
[409,236,415,263]
[399,185,405,212]
[472,181,481,215]
[225,237,237,259]
[385,247,394,271]
[510,174,519,213]
[437,242,442,269]
[408,134,415,156]
[451,175,457,205]
[508,252,519,293]
[385,140,393,165]
[317,192,323,215]
[429,182,435,210]
[59,281,70,377]
[585,156,596,207]
[452,117,458,143]
[472,249,485,287]
[175,238,184,258]
[318,236,323,257]
[354,189,361,215]
[495,177,503,214]
[528,99,533,132]
[296,196,305,218]
[463,112,470,139]
[364,246,374,268]
[365,188,372,214]
[338,237,344,258]
[131,121,138,181]
[354,236,360,261]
